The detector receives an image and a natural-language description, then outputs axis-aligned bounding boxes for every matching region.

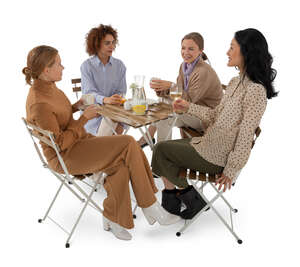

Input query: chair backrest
[22,117,73,181]
[71,78,81,99]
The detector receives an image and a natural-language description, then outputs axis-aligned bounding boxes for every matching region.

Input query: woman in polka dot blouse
[151,28,278,219]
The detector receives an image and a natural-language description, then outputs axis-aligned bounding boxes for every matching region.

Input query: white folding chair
[22,117,107,248]
[176,127,262,244]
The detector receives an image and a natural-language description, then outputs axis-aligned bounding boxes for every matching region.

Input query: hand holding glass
[173,98,189,113]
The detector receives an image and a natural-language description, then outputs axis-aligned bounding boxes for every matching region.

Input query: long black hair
[235,28,278,99]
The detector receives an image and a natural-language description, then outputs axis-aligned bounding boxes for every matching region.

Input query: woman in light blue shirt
[81,24,127,136]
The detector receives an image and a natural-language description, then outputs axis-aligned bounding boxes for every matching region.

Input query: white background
[1,0,300,266]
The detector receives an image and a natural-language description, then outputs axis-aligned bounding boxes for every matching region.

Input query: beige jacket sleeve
[223,84,267,180]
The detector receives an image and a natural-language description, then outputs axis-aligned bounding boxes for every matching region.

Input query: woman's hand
[215,174,232,192]
[73,98,85,111]
[82,104,100,120]
[103,94,122,105]
[173,98,190,113]
[150,79,172,92]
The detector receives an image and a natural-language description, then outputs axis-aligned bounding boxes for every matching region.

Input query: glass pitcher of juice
[132,75,147,115]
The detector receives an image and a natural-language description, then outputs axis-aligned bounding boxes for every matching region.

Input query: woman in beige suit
[138,32,223,147]
[24,45,180,241]
[151,28,277,219]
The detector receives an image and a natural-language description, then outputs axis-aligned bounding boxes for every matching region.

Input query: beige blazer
[177,57,223,108]
[158,58,223,109]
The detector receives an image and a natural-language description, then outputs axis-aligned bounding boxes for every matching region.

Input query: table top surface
[97,102,174,128]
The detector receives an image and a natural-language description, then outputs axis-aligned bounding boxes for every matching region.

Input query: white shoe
[142,201,181,225]
[103,216,132,241]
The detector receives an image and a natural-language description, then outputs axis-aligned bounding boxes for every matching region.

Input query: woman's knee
[118,134,136,144]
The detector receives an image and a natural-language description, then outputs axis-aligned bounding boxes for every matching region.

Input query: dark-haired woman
[138,32,223,147]
[80,24,127,136]
[24,46,180,241]
[151,28,277,219]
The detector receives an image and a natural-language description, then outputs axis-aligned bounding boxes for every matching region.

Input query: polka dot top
[188,74,267,181]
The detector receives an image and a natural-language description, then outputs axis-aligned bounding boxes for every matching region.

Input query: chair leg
[210,183,238,213]
[176,186,220,236]
[176,180,243,244]
[208,203,242,244]
[51,170,85,203]
[195,182,242,244]
[132,203,138,219]
[65,175,101,248]
[39,181,65,222]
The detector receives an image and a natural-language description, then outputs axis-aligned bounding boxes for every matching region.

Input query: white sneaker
[102,216,132,241]
[142,201,181,225]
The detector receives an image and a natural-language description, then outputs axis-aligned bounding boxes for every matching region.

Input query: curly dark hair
[235,28,277,99]
[85,24,118,56]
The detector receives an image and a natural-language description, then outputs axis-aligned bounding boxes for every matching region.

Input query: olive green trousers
[151,138,223,188]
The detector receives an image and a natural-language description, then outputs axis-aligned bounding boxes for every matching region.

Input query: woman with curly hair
[151,28,277,220]
[80,24,127,136]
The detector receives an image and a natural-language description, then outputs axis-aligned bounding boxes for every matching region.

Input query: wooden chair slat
[29,128,57,149]
[72,86,81,92]
[71,78,81,84]
[180,127,203,138]
[179,169,217,182]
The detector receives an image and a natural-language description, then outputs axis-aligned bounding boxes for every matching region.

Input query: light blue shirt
[80,55,127,135]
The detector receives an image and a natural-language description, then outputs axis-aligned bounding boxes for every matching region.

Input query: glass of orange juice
[132,102,146,115]
[120,93,127,105]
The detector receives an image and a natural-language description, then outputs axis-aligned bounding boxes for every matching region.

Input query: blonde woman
[24,46,180,241]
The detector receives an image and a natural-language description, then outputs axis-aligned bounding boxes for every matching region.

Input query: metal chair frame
[22,117,107,248]
[176,126,261,244]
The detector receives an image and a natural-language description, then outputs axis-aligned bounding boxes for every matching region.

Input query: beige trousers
[63,135,158,229]
[97,117,117,136]
[156,114,203,142]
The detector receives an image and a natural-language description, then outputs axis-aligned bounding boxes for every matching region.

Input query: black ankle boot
[161,189,181,216]
[176,186,207,219]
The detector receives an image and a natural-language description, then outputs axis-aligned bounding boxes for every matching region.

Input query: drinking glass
[169,84,182,101]
[120,93,126,105]
[150,77,163,102]
[82,94,95,105]
[170,84,183,114]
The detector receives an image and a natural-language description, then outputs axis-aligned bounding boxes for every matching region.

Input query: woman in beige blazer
[138,32,223,147]
[151,28,277,219]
